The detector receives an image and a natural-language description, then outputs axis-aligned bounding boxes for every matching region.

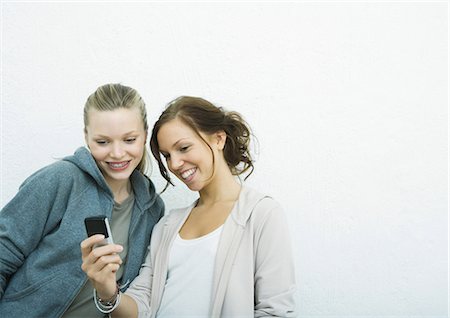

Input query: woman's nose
[169,154,184,171]
[110,143,125,159]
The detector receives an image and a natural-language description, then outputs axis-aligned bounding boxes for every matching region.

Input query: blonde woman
[0,84,164,317]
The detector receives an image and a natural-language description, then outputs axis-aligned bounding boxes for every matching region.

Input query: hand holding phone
[81,216,121,302]
[84,216,114,248]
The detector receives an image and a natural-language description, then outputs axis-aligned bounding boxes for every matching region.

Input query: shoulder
[241,186,285,226]
[238,186,282,216]
[254,198,284,223]
[3,159,88,211]
[130,172,165,220]
[163,204,193,223]
[21,159,83,188]
[149,204,192,250]
[241,186,278,206]
[153,202,195,232]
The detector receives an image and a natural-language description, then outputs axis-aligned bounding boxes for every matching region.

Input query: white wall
[1,2,447,317]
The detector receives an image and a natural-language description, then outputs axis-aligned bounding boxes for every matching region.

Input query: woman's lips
[108,161,131,171]
[181,167,197,182]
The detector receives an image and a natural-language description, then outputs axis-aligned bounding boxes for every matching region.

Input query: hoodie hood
[62,147,160,212]
[231,186,271,226]
[63,147,111,194]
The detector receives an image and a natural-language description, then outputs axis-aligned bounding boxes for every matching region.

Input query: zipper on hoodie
[58,277,89,318]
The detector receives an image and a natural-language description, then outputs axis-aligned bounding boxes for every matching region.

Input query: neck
[198,165,241,206]
[106,178,131,203]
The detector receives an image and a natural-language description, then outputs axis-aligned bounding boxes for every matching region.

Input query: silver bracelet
[93,287,122,314]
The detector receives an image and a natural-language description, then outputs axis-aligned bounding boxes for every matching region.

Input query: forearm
[0,222,27,298]
[0,257,10,298]
[0,173,58,290]
[111,294,139,318]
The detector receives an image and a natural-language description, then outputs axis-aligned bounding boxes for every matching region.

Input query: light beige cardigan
[125,186,297,317]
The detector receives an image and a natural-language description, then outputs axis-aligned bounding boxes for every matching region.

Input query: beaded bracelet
[93,286,122,314]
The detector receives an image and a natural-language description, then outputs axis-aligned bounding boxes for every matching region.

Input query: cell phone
[84,216,114,248]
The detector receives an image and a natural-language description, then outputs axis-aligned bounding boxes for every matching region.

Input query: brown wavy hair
[150,96,254,187]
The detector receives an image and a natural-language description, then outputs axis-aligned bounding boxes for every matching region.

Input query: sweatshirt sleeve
[0,166,69,298]
[124,218,166,318]
[253,200,297,317]
[124,245,154,318]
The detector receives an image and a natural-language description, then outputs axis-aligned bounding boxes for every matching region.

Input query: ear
[214,130,227,150]
[84,128,89,148]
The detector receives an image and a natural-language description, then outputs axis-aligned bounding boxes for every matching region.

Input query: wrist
[97,290,117,303]
[96,283,118,301]
[94,284,122,314]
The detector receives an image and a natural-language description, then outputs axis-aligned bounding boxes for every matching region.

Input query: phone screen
[84,216,111,238]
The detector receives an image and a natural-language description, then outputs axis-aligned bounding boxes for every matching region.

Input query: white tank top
[156,225,224,318]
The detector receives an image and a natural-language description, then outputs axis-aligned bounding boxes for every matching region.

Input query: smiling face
[157,118,221,192]
[85,107,147,189]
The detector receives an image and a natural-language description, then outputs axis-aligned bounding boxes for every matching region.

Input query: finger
[83,254,121,281]
[105,262,120,274]
[83,243,123,266]
[81,244,123,276]
[94,254,123,269]
[93,243,123,256]
[83,248,123,275]
[80,235,105,258]
[82,252,122,272]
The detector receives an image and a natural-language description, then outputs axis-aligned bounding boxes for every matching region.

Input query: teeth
[110,162,128,168]
[181,168,196,179]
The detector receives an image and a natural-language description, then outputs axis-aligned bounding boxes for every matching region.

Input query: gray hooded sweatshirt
[0,147,164,317]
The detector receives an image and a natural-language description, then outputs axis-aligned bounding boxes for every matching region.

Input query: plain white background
[1,2,448,317]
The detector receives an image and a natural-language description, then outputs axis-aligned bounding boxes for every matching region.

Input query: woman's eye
[180,146,190,152]
[96,140,108,145]
[125,138,136,144]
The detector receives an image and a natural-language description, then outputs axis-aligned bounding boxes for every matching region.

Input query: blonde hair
[84,83,150,175]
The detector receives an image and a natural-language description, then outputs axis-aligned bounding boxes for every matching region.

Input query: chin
[185,183,203,192]
[109,171,133,180]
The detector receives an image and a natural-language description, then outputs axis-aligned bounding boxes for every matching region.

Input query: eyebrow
[94,131,140,138]
[160,138,190,153]
[172,138,190,148]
